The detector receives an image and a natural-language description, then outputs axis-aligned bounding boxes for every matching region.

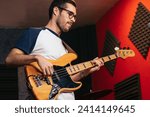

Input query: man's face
[56,3,77,32]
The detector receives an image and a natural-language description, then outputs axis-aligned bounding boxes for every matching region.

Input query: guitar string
[51,62,95,79]
[37,55,114,76]
[47,60,94,76]
[35,68,71,81]
[52,69,69,80]
[50,56,117,80]
[46,54,119,76]
[34,55,118,80]
[35,58,103,80]
[52,60,94,73]
[31,55,119,83]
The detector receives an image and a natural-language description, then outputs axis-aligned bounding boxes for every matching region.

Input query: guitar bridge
[49,84,61,99]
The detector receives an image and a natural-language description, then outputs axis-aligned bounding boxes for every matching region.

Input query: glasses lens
[67,11,74,19]
[58,7,76,20]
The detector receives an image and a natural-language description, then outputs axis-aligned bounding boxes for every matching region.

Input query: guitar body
[25,53,82,100]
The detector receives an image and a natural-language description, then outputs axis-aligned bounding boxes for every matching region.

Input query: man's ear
[53,6,60,16]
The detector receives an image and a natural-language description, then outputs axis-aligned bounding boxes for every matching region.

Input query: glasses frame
[58,6,76,20]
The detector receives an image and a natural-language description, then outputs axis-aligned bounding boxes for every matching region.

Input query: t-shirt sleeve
[15,28,41,54]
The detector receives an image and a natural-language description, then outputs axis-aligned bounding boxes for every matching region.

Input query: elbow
[5,56,13,66]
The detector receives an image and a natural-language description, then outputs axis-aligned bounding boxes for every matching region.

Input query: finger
[100,61,104,66]
[91,66,100,72]
[92,57,99,65]
[49,66,54,75]
[45,67,51,76]
[96,66,100,71]
[94,57,99,60]
[92,60,98,67]
[42,68,47,76]
[98,59,104,66]
[94,59,101,66]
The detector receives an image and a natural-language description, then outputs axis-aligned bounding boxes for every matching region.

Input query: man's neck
[45,20,61,36]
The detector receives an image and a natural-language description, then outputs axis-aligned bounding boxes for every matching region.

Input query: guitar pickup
[44,77,51,85]
[33,75,42,87]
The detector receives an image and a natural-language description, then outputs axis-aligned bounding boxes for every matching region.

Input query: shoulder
[28,27,43,33]
[15,27,44,54]
[23,27,44,39]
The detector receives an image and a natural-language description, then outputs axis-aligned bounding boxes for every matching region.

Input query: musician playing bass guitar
[5,0,104,100]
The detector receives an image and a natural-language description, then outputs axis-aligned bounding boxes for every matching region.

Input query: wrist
[80,71,86,78]
[33,55,41,62]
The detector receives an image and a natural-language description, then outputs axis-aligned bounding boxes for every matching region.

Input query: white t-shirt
[31,28,75,100]
[31,29,68,60]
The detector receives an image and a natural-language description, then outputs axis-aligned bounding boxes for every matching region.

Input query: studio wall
[93,0,150,99]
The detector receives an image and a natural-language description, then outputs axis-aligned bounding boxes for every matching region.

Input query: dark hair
[49,0,76,19]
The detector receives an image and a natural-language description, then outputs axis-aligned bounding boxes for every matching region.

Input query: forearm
[5,54,37,66]
[71,65,101,82]
[71,71,89,82]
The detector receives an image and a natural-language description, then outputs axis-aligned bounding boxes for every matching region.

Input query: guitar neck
[66,53,118,75]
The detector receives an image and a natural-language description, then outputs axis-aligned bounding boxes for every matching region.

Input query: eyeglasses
[58,7,76,20]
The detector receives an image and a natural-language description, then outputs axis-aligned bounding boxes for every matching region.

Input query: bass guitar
[25,48,135,100]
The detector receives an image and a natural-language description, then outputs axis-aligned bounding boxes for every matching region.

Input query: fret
[76,65,80,70]
[101,54,118,63]
[101,57,105,62]
[66,54,119,75]
[83,63,86,68]
[115,53,118,57]
[108,55,111,60]
[70,65,80,73]
[82,61,93,69]
[76,63,85,71]
[67,65,80,74]
[72,66,76,71]
[66,61,94,75]
[102,56,109,62]
[109,54,117,60]
[90,61,94,66]
[69,67,72,73]
[71,65,80,72]
[66,53,120,75]
[69,65,76,73]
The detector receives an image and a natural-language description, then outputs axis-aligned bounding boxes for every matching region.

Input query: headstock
[115,47,135,59]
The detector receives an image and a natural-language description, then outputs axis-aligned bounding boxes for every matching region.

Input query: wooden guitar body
[25,53,82,100]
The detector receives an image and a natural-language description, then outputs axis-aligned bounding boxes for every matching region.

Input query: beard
[56,19,72,33]
[58,23,70,32]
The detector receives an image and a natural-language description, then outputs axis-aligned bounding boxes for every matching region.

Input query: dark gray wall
[0,29,25,99]
[0,28,25,64]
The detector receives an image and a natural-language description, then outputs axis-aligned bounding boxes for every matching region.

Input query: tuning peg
[114,47,119,51]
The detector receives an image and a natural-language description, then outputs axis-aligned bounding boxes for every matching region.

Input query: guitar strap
[62,41,77,55]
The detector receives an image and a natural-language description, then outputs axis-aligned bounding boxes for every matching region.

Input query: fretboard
[66,53,118,75]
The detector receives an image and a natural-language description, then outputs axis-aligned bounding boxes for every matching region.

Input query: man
[5,0,103,100]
